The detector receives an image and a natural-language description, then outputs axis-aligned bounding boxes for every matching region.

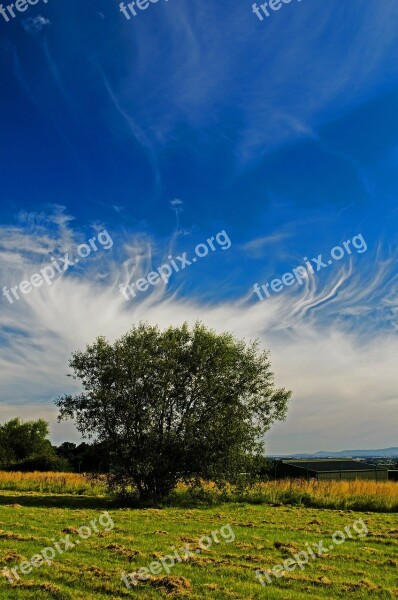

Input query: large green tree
[56,322,291,501]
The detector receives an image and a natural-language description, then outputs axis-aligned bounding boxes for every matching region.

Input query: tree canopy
[0,417,63,470]
[56,322,292,501]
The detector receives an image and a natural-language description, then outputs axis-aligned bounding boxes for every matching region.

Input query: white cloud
[0,212,397,454]
[241,230,294,257]
[98,0,398,169]
[23,15,50,34]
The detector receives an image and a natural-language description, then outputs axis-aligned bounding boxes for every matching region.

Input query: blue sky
[0,0,397,453]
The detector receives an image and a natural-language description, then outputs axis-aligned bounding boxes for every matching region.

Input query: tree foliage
[0,417,62,470]
[56,322,291,501]
[56,441,110,473]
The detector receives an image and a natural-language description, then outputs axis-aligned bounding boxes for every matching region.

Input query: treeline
[0,418,110,473]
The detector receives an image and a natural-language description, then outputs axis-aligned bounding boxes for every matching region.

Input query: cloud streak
[0,210,397,453]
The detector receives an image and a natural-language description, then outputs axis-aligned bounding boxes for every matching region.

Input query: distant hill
[273,448,398,458]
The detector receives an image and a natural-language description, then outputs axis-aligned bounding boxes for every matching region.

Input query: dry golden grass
[260,478,398,501]
[0,472,396,511]
[0,471,105,494]
[177,478,398,511]
[271,478,397,511]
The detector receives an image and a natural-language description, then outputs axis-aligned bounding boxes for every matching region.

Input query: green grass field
[0,487,397,599]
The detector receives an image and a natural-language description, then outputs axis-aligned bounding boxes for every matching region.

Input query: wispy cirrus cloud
[241,230,294,257]
[94,0,398,170]
[22,15,50,35]
[0,209,397,452]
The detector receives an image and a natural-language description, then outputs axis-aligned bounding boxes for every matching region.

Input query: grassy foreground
[0,474,397,598]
